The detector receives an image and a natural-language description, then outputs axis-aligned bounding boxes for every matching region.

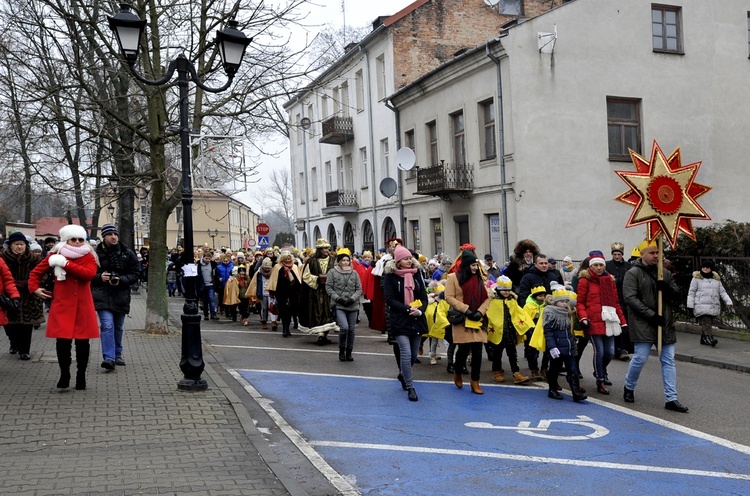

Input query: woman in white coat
[687,259,732,347]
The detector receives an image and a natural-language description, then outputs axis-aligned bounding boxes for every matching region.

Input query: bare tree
[256,169,294,233]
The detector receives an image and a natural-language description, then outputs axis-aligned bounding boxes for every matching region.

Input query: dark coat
[623,260,680,344]
[518,266,559,304]
[606,258,631,309]
[543,307,576,357]
[92,241,140,314]
[382,260,428,336]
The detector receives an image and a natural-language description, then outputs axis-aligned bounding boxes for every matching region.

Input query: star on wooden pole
[615,140,711,249]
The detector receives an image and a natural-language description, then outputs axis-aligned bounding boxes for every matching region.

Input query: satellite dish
[379,177,398,198]
[395,147,416,172]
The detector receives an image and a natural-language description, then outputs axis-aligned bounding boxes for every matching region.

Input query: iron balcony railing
[319,116,354,144]
[325,189,358,208]
[416,162,473,199]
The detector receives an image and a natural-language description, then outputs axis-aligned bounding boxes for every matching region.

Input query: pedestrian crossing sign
[258,235,269,248]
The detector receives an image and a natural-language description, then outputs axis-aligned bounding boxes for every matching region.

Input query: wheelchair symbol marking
[465,415,609,440]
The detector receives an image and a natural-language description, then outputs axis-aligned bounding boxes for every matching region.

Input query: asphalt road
[171,298,750,495]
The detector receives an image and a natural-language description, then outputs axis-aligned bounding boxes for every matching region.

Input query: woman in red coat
[0,257,22,327]
[29,225,99,391]
[576,250,627,395]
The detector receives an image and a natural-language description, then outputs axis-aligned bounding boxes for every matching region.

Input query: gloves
[579,319,590,330]
[48,254,67,268]
[652,314,666,327]
[656,280,671,294]
[549,347,560,359]
[471,311,483,321]
[465,309,474,317]
[10,299,20,312]
[340,297,353,306]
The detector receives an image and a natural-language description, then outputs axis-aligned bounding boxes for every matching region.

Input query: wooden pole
[656,236,664,355]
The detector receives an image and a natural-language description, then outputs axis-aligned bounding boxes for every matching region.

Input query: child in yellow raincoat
[485,276,532,384]
[522,285,548,379]
[424,280,449,365]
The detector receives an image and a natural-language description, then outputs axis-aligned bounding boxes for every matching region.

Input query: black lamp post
[207,229,218,250]
[108,3,251,391]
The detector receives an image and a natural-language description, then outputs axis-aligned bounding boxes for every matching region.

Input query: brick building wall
[389,0,567,90]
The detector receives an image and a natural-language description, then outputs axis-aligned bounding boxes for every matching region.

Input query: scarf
[54,244,93,281]
[394,267,418,305]
[589,270,621,335]
[282,261,295,281]
[460,273,487,313]
[543,304,571,332]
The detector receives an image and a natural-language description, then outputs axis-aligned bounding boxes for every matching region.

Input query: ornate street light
[108,3,251,391]
[207,228,218,250]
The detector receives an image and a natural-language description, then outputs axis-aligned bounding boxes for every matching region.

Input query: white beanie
[59,224,87,242]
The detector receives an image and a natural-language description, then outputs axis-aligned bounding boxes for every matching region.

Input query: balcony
[322,189,358,214]
[319,116,354,144]
[415,162,473,201]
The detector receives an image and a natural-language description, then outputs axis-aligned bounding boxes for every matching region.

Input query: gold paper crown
[611,242,625,253]
[497,276,512,289]
[531,285,547,297]
[631,247,641,258]
[552,288,569,302]
[637,239,658,253]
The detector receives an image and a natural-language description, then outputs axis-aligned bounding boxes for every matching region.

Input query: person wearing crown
[543,289,587,402]
[521,284,548,379]
[622,239,688,413]
[299,238,339,345]
[325,248,362,361]
[485,276,531,384]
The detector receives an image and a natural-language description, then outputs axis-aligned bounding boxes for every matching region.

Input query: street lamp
[108,3,251,391]
[107,204,115,219]
[207,228,218,250]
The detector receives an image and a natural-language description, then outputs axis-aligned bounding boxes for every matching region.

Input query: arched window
[343,222,355,253]
[382,217,397,247]
[362,220,374,254]
[302,232,308,249]
[327,224,337,249]
[313,225,322,242]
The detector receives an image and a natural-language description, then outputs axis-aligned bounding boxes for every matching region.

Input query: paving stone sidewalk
[0,292,292,496]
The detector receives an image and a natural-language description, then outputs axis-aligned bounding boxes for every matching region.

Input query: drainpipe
[384,99,403,240]
[486,36,510,260]
[360,46,379,249]
[297,96,312,247]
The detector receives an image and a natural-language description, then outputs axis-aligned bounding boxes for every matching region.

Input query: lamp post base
[177,378,208,391]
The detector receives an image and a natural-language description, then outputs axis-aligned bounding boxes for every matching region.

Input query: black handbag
[447,308,465,325]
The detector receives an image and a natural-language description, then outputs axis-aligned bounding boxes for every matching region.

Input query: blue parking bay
[238,370,750,495]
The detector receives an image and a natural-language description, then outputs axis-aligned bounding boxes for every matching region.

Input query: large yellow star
[615,141,711,249]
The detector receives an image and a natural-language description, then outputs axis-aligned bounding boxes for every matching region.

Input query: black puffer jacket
[623,260,680,344]
[92,242,140,313]
[382,259,428,336]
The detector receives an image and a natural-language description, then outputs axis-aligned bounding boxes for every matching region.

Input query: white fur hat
[59,224,87,242]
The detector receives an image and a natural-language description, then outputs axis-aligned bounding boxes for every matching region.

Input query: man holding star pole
[614,141,712,413]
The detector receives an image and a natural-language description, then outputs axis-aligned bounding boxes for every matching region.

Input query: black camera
[109,272,120,285]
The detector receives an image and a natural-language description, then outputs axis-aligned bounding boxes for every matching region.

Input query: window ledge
[652,49,684,55]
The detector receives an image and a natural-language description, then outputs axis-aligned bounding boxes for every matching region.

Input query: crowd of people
[1,227,734,410]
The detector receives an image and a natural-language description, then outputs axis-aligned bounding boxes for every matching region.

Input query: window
[747,12,750,57]
[299,172,305,204]
[345,154,353,189]
[321,94,329,119]
[341,81,350,117]
[295,113,302,144]
[426,121,438,167]
[431,218,442,255]
[404,129,416,178]
[451,111,466,166]
[376,54,386,100]
[337,156,344,188]
[360,147,369,188]
[355,70,364,111]
[652,5,682,53]
[607,97,642,161]
[333,86,341,115]
[479,99,496,160]
[311,167,318,201]
[325,161,332,191]
[307,104,314,139]
[380,138,390,178]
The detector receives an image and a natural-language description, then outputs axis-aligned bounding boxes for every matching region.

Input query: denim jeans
[590,334,615,381]
[200,287,216,316]
[625,342,677,402]
[98,310,126,361]
[335,308,357,349]
[394,334,421,388]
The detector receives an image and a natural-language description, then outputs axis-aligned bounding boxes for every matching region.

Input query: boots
[597,380,610,395]
[407,387,418,401]
[56,338,72,389]
[75,339,90,391]
[710,336,718,347]
[345,348,354,362]
[513,371,530,384]
[453,371,463,389]
[569,375,588,402]
[339,347,346,362]
[700,334,711,346]
[470,380,484,395]
[493,371,505,383]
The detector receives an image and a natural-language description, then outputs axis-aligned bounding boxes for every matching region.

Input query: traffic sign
[256,223,270,236]
[258,235,269,248]
[247,238,256,247]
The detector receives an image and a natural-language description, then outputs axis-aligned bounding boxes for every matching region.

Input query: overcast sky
[234,0,414,217]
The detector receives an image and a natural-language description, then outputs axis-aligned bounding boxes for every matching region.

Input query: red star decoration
[615,141,711,249]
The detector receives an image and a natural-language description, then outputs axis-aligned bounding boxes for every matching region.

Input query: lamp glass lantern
[216,19,252,75]
[107,3,146,65]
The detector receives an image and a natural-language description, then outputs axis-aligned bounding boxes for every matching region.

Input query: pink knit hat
[394,245,412,262]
